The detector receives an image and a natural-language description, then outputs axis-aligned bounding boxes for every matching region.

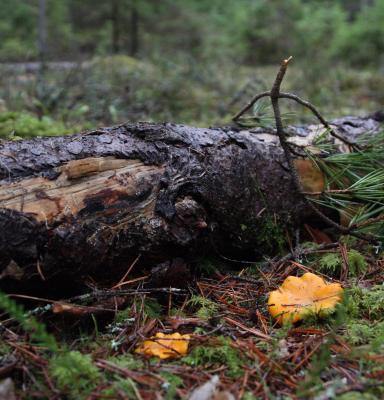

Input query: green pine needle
[306,130,384,241]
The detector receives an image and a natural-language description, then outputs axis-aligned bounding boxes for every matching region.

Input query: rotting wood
[0,157,163,223]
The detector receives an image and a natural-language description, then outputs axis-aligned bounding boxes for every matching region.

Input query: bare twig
[232,70,361,151]
[278,92,362,150]
[14,287,188,317]
[232,91,271,121]
[111,254,141,289]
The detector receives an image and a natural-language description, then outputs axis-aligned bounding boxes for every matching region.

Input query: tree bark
[0,115,382,283]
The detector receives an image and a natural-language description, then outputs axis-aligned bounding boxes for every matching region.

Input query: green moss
[187,295,219,319]
[348,249,368,276]
[318,249,367,277]
[159,371,184,400]
[169,307,187,318]
[256,214,286,254]
[0,342,11,357]
[243,393,258,400]
[196,257,222,276]
[319,252,341,275]
[346,320,384,346]
[340,286,384,360]
[337,392,379,400]
[142,298,163,319]
[107,353,144,370]
[114,306,132,324]
[0,290,58,352]
[347,285,384,320]
[182,337,244,377]
[115,297,162,323]
[101,377,139,399]
[49,351,101,399]
[297,340,333,397]
[0,111,70,138]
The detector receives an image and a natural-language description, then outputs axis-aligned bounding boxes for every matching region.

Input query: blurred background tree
[0,0,383,136]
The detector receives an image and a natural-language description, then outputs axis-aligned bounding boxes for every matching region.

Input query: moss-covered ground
[1,239,384,399]
[0,58,383,399]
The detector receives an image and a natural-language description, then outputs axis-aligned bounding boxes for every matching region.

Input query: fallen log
[0,115,382,284]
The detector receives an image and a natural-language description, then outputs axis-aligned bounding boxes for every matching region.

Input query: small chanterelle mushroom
[135,332,190,359]
[268,272,343,324]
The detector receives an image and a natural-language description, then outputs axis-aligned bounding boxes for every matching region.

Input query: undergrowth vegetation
[0,57,383,138]
[183,337,244,378]
[1,239,383,398]
[0,111,71,138]
[1,59,383,399]
[318,249,368,277]
[49,351,101,399]
[1,1,384,398]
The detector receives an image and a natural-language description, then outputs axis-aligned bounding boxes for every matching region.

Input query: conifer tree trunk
[0,115,382,283]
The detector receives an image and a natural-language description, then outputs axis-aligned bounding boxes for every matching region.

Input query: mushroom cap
[135,332,190,359]
[268,272,343,324]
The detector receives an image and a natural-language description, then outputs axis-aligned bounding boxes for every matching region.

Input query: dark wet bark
[0,115,382,284]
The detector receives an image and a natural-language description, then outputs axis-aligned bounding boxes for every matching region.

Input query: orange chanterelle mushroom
[135,332,190,359]
[268,272,343,324]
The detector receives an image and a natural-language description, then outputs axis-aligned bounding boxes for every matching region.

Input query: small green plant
[49,351,101,399]
[347,285,384,320]
[243,392,258,400]
[101,377,139,399]
[187,295,219,319]
[143,298,163,319]
[297,340,332,397]
[336,393,379,400]
[318,249,367,277]
[196,258,221,276]
[319,252,341,275]
[114,306,133,324]
[107,353,144,370]
[0,290,58,351]
[160,371,184,400]
[346,320,384,346]
[0,111,70,138]
[257,214,286,254]
[125,297,162,322]
[348,249,368,276]
[297,297,352,398]
[0,342,11,356]
[182,337,244,377]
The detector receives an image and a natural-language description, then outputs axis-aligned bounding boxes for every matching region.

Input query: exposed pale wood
[0,157,164,223]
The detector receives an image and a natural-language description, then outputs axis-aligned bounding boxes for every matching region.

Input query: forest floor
[1,56,384,137]
[1,58,384,399]
[1,237,384,399]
